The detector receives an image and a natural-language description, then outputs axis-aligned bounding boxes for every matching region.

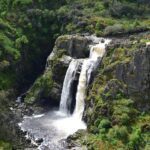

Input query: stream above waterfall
[19,37,111,150]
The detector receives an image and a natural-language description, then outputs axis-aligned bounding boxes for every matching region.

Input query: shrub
[25,70,54,104]
[90,126,99,134]
[107,125,128,142]
[128,127,143,149]
[15,35,28,49]
[103,0,109,9]
[12,0,33,7]
[104,24,124,35]
[99,128,107,134]
[98,119,111,129]
[94,119,101,127]
[112,98,137,125]
[109,2,142,18]
[113,113,130,125]
[0,60,10,71]
[94,2,104,12]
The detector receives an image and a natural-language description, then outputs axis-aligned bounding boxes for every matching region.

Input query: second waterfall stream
[19,38,111,150]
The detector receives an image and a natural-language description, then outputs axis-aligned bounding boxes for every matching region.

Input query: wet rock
[101,38,105,43]
[66,130,87,149]
[35,138,43,144]
[26,138,31,143]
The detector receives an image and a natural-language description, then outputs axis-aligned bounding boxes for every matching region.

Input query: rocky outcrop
[85,34,150,126]
[24,35,92,107]
[83,33,150,149]
[115,45,150,109]
[54,35,90,58]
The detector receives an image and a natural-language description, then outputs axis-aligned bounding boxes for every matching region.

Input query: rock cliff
[84,32,150,149]
[24,35,91,107]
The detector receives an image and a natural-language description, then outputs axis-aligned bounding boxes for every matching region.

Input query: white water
[73,39,111,120]
[73,59,88,120]
[19,37,111,150]
[59,59,81,114]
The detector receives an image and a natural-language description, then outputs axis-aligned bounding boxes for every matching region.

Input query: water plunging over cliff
[59,59,81,114]
[73,39,111,120]
[19,37,111,150]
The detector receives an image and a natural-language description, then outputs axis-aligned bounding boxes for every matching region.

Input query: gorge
[0,1,149,149]
[19,37,111,150]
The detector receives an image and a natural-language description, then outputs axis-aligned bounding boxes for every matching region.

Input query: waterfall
[19,37,111,149]
[73,59,88,119]
[60,38,111,118]
[59,59,81,114]
[73,39,111,120]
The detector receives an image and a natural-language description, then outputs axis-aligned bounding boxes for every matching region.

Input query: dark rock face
[0,90,34,149]
[48,83,62,105]
[115,46,150,109]
[102,79,128,100]
[50,55,72,84]
[55,35,90,58]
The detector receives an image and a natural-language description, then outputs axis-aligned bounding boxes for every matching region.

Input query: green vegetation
[25,70,54,104]
[0,0,149,149]
[0,0,149,91]
[58,0,150,35]
[84,34,150,150]
[0,141,12,150]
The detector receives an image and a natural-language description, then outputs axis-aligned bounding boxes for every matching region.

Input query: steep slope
[83,32,150,150]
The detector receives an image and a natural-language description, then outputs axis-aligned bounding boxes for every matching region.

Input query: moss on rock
[25,70,54,105]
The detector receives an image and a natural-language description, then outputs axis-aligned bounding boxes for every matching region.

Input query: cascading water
[19,37,111,150]
[73,59,88,120]
[59,59,81,115]
[73,39,111,120]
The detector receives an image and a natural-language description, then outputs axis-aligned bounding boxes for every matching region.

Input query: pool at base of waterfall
[19,110,86,150]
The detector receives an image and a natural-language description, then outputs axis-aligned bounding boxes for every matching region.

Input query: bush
[109,2,142,18]
[98,119,111,129]
[104,24,124,35]
[0,60,10,71]
[103,0,109,9]
[112,98,137,125]
[107,125,128,142]
[113,113,130,125]
[128,127,143,149]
